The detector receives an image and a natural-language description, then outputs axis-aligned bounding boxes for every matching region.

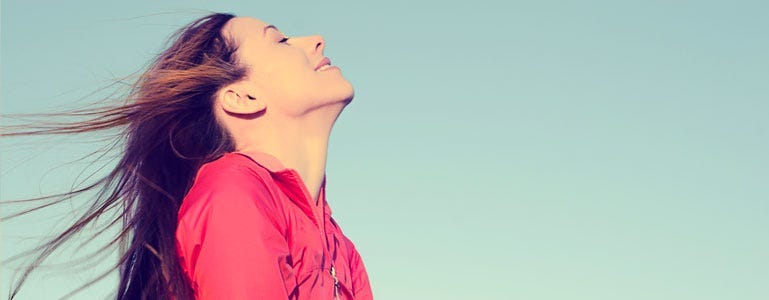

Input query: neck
[232,103,343,203]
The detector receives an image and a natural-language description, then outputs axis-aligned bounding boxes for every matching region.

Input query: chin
[341,86,354,103]
[340,81,355,102]
[326,81,353,104]
[307,79,354,108]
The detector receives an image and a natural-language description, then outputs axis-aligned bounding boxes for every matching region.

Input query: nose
[294,35,325,55]
[310,35,325,54]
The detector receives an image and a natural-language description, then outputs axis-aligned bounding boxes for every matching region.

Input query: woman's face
[222,17,353,117]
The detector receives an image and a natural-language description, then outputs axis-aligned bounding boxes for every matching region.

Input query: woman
[2,13,372,299]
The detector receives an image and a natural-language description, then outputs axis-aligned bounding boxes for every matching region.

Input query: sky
[2,0,768,299]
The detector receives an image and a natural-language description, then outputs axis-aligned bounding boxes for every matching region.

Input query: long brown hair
[2,12,247,299]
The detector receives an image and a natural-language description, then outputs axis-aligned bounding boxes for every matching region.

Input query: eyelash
[279,37,289,44]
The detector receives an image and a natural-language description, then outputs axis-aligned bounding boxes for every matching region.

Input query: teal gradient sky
[2,1,768,299]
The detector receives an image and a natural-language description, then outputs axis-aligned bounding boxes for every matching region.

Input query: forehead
[222,16,271,44]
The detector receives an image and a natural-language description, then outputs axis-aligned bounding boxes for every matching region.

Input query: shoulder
[178,153,279,220]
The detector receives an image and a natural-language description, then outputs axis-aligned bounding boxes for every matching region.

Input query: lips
[314,57,331,71]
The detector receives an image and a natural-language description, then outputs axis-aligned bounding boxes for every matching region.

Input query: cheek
[255,64,319,113]
[247,49,349,110]
[257,49,308,78]
[264,59,317,94]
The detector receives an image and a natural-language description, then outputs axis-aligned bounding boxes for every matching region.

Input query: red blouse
[175,151,373,299]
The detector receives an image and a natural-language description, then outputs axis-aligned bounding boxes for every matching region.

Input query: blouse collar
[228,150,331,227]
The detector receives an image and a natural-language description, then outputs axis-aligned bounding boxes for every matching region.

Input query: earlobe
[219,88,266,115]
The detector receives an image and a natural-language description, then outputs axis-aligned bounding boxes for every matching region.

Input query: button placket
[331,265,340,299]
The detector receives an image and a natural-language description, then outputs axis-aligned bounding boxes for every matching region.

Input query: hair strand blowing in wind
[1,12,250,300]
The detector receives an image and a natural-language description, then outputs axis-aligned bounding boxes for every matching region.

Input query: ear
[218,87,266,115]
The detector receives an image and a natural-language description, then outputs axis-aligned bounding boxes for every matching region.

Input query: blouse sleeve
[175,165,293,299]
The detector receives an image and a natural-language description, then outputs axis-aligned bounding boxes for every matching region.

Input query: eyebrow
[262,25,278,37]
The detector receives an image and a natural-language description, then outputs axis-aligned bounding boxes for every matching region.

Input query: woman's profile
[1,12,373,299]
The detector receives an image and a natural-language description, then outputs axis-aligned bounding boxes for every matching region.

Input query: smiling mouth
[314,57,331,71]
[317,65,338,71]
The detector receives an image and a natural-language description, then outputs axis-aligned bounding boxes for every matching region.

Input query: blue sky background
[2,0,768,299]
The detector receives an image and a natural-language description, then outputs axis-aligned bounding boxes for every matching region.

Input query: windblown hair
[1,12,248,299]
